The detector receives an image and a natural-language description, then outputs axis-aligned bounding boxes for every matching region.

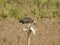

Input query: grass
[0,0,60,19]
[0,0,60,27]
[0,0,60,25]
[0,10,8,19]
[0,0,60,45]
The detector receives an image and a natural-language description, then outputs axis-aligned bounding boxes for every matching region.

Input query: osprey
[19,17,36,25]
[23,24,35,35]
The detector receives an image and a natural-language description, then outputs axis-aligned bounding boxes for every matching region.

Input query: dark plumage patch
[19,17,34,24]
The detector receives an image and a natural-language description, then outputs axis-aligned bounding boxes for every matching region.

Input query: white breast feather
[29,27,35,35]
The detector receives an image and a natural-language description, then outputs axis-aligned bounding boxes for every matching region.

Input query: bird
[27,24,35,35]
[23,24,35,35]
[22,24,36,45]
[19,17,36,35]
[19,17,36,25]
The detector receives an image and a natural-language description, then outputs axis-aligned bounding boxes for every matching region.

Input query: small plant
[2,37,7,45]
[15,0,23,5]
[10,7,20,19]
[37,0,41,8]
[17,35,21,45]
[2,37,6,43]
[0,11,8,19]
[10,7,19,16]
[52,11,57,18]
[57,19,60,25]
[31,9,36,17]
[17,35,20,40]
[0,0,6,7]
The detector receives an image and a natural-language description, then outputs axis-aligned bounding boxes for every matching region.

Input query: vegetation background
[0,0,60,45]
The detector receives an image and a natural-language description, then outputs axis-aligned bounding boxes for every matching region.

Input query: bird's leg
[27,30,31,45]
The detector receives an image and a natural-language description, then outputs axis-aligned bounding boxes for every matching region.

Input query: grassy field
[0,0,60,45]
[0,0,60,19]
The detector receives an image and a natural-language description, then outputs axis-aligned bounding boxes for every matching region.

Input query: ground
[0,0,60,45]
[0,17,60,45]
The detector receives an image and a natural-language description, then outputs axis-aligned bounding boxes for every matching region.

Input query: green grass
[0,0,60,20]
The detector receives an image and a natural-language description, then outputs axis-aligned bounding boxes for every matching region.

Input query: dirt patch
[0,17,60,45]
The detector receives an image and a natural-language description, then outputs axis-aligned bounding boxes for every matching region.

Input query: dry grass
[0,17,60,45]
